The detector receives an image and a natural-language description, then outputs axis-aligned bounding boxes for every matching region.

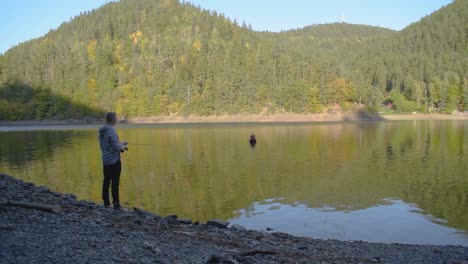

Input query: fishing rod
[127,142,166,147]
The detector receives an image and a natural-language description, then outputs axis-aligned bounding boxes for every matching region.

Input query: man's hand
[120,146,128,153]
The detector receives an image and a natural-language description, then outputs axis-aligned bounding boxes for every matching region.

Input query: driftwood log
[0,200,62,214]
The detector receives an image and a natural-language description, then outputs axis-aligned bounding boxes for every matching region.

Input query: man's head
[105,112,117,125]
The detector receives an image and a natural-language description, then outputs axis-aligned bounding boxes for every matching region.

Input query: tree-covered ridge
[280,23,396,40]
[371,0,468,113]
[0,0,467,120]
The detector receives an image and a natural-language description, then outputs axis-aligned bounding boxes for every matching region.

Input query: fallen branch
[0,200,62,214]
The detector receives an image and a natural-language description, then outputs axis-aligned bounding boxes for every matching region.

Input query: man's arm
[109,129,126,152]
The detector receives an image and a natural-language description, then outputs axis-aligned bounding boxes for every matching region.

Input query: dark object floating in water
[249,134,257,145]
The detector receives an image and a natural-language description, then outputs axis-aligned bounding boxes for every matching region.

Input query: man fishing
[98,112,128,209]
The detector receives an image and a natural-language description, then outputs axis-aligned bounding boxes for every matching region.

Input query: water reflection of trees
[1,122,467,231]
[0,130,73,168]
[0,129,102,201]
[118,122,467,232]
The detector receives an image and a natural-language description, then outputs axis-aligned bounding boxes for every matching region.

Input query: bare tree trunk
[186,84,191,116]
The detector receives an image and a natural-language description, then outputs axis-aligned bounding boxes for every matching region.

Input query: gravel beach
[1,173,467,264]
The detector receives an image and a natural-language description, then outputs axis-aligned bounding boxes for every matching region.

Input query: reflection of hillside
[0,131,73,168]
[244,121,468,231]
[1,122,466,232]
[130,121,468,229]
[117,122,467,228]
[387,121,468,230]
[229,123,393,212]
[0,129,104,203]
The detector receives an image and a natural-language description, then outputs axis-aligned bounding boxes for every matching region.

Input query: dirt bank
[1,173,467,263]
[121,112,383,124]
[2,112,467,127]
[382,113,468,121]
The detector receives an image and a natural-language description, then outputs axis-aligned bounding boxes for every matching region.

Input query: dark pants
[102,160,121,207]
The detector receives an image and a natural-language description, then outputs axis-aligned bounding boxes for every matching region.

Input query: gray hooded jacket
[98,125,124,165]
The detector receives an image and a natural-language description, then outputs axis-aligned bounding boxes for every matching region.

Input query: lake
[1,120,467,246]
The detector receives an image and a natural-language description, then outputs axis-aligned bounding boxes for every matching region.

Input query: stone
[63,193,77,200]
[133,207,162,220]
[111,256,124,262]
[177,218,192,225]
[0,225,15,231]
[205,255,239,264]
[230,224,246,232]
[206,219,229,229]
[236,256,256,264]
[37,186,49,193]
[160,216,180,225]
[266,227,274,231]
[166,214,178,219]
[142,241,162,255]
[142,241,152,249]
[250,241,260,247]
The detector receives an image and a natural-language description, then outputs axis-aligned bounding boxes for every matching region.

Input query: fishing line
[127,142,166,147]
[126,141,182,155]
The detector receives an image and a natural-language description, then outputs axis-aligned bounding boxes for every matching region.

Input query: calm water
[1,121,467,246]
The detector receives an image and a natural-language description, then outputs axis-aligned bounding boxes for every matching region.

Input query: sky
[0,0,453,54]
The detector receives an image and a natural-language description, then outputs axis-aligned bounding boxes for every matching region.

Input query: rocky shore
[1,173,467,264]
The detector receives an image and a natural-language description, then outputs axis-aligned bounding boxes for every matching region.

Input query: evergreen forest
[0,0,467,120]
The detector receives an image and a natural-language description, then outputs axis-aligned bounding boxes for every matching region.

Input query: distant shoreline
[382,113,468,120]
[0,113,467,126]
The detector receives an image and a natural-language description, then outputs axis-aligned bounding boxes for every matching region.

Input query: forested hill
[280,23,396,40]
[0,0,467,120]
